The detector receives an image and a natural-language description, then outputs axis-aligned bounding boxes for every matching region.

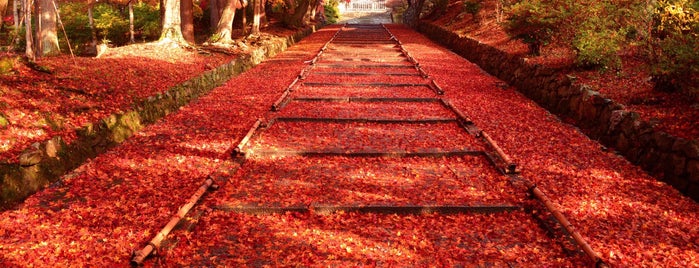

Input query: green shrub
[133,2,161,41]
[0,56,16,75]
[93,3,130,45]
[572,16,623,70]
[58,2,93,51]
[324,0,340,24]
[503,0,565,55]
[463,0,482,16]
[650,0,699,93]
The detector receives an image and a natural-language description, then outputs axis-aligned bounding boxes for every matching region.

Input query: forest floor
[425,0,699,141]
[0,19,697,267]
[0,8,699,267]
[0,22,301,164]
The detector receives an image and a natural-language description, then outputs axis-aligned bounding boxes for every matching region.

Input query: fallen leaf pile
[386,24,699,266]
[0,23,696,267]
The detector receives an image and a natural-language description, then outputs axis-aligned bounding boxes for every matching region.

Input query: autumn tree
[159,0,187,44]
[87,1,97,51]
[209,0,242,43]
[403,0,426,27]
[0,0,8,30]
[251,0,265,34]
[181,0,195,42]
[129,0,136,43]
[38,0,60,56]
[210,0,220,31]
[282,0,311,28]
[24,0,34,60]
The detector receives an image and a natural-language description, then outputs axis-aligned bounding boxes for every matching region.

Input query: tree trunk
[35,0,41,55]
[13,0,19,29]
[24,0,34,60]
[129,1,135,43]
[310,0,317,20]
[129,0,136,44]
[210,0,237,43]
[180,0,195,43]
[251,0,262,34]
[240,0,246,35]
[402,0,425,27]
[0,0,8,31]
[209,0,219,31]
[159,0,186,44]
[159,0,165,27]
[14,0,22,49]
[88,3,97,53]
[283,0,309,28]
[259,0,266,26]
[40,0,61,56]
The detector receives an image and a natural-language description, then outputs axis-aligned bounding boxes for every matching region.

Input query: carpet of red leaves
[0,26,335,266]
[0,27,308,163]
[164,24,589,266]
[427,0,699,140]
[387,24,699,266]
[0,19,697,267]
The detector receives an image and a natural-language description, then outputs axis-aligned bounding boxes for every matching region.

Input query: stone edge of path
[416,22,699,202]
[0,26,321,210]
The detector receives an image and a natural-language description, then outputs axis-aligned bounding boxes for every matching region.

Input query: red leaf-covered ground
[385,24,699,266]
[249,121,484,153]
[218,155,516,207]
[279,100,455,119]
[0,22,697,267]
[0,26,337,266]
[165,211,582,266]
[427,0,698,140]
[0,46,237,162]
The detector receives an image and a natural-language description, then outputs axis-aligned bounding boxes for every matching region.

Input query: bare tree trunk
[14,0,22,49]
[0,0,8,31]
[180,0,195,43]
[160,0,165,27]
[259,0,266,26]
[310,0,317,20]
[210,0,219,31]
[210,0,237,43]
[13,0,19,28]
[24,0,34,60]
[159,0,186,44]
[251,0,261,34]
[129,1,135,43]
[35,0,41,56]
[39,0,60,56]
[87,3,97,54]
[240,0,247,35]
[283,0,309,28]
[402,0,425,27]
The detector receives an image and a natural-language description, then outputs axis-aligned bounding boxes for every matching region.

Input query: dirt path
[0,25,697,266]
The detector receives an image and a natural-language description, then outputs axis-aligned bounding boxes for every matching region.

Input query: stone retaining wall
[0,26,318,209]
[417,23,699,201]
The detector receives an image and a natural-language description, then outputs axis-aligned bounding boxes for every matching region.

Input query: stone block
[45,136,64,158]
[616,133,630,153]
[664,173,689,192]
[686,182,699,201]
[620,112,641,136]
[670,154,688,176]
[672,138,690,153]
[640,148,663,173]
[652,131,675,151]
[19,143,42,167]
[688,160,699,183]
[684,140,699,159]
